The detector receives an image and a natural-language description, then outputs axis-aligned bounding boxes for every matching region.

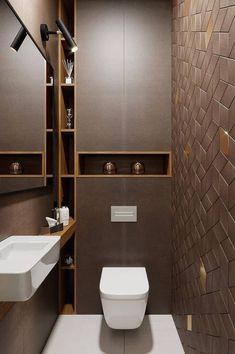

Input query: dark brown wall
[76,178,171,313]
[172,1,235,353]
[75,0,172,314]
[0,1,58,353]
[76,0,171,151]
[0,0,45,151]
[0,266,58,354]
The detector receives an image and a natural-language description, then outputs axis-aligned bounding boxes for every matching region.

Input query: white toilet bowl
[99,267,149,330]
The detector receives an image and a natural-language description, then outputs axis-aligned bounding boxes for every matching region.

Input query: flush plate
[111,206,137,222]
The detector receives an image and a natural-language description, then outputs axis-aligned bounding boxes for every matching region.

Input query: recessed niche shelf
[0,152,44,176]
[61,178,75,218]
[60,40,75,86]
[60,133,74,175]
[77,151,172,177]
[60,0,75,38]
[60,86,74,129]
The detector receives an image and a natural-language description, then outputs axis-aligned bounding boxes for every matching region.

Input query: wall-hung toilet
[99,267,149,330]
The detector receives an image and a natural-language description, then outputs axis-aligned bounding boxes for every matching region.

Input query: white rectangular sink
[0,236,60,301]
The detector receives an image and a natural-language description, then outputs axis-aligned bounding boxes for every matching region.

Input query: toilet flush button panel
[111,206,137,222]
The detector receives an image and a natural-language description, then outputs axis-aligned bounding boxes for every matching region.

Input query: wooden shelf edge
[60,174,75,178]
[61,129,75,133]
[77,175,172,178]
[0,175,44,178]
[77,151,172,155]
[61,265,75,270]
[60,83,75,87]
[0,151,44,155]
[48,217,76,249]
[61,303,74,315]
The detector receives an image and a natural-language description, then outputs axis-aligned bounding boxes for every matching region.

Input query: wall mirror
[0,0,55,194]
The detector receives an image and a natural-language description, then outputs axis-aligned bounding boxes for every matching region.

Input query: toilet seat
[100,267,149,300]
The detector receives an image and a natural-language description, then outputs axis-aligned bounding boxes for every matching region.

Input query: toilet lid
[100,267,149,300]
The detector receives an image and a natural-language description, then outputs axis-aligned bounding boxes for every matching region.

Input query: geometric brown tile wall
[172,1,235,353]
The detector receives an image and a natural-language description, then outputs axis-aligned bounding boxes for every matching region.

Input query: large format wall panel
[172,0,235,353]
[76,178,171,313]
[76,0,171,151]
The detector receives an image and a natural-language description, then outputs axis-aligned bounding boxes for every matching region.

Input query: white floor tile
[125,315,185,354]
[42,315,124,354]
[42,315,185,354]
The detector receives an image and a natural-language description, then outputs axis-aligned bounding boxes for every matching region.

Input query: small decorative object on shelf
[63,254,74,266]
[62,59,74,84]
[49,76,53,85]
[9,161,23,175]
[131,162,145,175]
[103,162,117,175]
[59,206,70,226]
[66,108,73,129]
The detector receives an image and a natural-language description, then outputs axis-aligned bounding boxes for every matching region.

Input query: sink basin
[0,236,60,301]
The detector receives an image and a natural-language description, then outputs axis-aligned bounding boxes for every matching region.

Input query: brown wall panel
[76,178,171,314]
[0,0,45,152]
[0,266,58,354]
[172,0,235,353]
[76,0,171,151]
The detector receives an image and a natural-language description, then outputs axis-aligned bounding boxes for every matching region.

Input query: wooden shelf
[46,129,53,132]
[61,83,75,87]
[58,0,76,315]
[78,151,172,154]
[0,175,43,178]
[61,265,75,270]
[49,217,76,249]
[61,174,75,178]
[77,174,171,178]
[61,129,75,133]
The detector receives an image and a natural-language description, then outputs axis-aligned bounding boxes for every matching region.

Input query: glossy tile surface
[42,315,185,354]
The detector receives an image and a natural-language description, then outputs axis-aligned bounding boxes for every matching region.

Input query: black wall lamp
[40,19,78,53]
[10,26,27,52]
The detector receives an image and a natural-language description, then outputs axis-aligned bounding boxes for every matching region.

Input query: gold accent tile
[187,315,193,331]
[200,261,207,292]
[219,127,229,157]
[183,0,191,17]
[184,143,191,156]
[205,16,213,48]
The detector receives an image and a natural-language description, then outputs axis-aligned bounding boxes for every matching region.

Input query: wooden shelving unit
[77,151,172,177]
[57,0,77,315]
[46,217,76,313]
[45,62,54,184]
